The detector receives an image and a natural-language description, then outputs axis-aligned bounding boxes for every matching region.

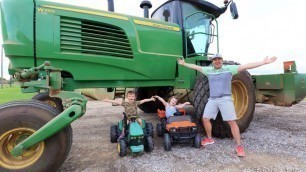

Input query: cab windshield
[182,2,216,57]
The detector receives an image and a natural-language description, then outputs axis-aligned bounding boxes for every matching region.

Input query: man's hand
[263,56,277,65]
[177,58,185,66]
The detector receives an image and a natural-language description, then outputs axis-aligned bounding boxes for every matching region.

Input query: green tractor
[110,114,154,156]
[1,0,306,171]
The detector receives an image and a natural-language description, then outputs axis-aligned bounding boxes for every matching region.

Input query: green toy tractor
[110,113,154,156]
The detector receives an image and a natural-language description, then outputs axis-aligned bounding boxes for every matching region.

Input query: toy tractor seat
[157,108,186,119]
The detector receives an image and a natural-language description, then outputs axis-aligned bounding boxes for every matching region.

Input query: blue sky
[1,0,306,79]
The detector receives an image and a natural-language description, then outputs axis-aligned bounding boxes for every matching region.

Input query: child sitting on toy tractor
[112,112,154,156]
[153,95,190,119]
[154,95,190,136]
[154,96,201,151]
[105,91,154,156]
[104,91,154,139]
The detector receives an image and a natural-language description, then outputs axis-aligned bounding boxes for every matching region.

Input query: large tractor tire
[193,68,255,138]
[32,92,64,112]
[0,100,72,172]
[156,123,164,137]
[135,87,173,113]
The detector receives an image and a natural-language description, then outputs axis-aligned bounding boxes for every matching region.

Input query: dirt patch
[60,101,306,171]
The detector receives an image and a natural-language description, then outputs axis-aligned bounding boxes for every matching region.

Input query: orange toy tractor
[156,109,201,151]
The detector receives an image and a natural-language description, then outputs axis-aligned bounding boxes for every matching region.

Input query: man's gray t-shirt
[202,65,239,98]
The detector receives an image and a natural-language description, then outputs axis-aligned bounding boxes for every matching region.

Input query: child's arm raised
[103,98,122,105]
[139,97,155,105]
[153,95,167,107]
[175,102,191,109]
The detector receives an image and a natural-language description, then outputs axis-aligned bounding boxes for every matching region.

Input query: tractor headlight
[170,128,176,132]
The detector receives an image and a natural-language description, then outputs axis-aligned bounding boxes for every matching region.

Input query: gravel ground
[59,100,306,172]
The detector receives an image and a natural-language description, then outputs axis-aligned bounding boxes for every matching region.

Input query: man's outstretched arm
[177,58,203,73]
[238,56,277,72]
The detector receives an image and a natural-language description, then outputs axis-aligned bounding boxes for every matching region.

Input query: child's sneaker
[236,145,245,157]
[201,138,214,146]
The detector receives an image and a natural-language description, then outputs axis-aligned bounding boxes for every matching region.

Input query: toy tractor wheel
[146,122,154,137]
[156,123,164,137]
[193,70,255,138]
[110,125,119,143]
[0,100,72,172]
[163,133,171,151]
[117,139,127,157]
[193,133,201,148]
[161,119,167,133]
[144,136,154,152]
[32,92,64,112]
[135,87,173,113]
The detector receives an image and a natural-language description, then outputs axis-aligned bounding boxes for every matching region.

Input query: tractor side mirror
[230,2,239,19]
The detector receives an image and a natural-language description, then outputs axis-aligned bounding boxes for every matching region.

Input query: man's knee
[227,120,237,126]
[202,117,210,122]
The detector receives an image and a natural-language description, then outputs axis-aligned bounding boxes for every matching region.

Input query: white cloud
[218,0,306,74]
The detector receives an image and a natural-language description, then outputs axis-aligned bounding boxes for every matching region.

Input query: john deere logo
[133,20,180,32]
[38,7,55,14]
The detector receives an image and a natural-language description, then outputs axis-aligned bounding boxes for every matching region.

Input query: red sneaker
[201,138,214,146]
[236,145,245,157]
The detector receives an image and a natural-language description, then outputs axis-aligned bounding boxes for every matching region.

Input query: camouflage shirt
[122,100,140,116]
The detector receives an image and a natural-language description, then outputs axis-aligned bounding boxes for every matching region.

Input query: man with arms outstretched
[177,54,277,157]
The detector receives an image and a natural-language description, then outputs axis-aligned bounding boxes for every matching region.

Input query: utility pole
[1,45,3,89]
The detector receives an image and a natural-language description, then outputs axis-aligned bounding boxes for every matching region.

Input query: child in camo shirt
[104,90,155,138]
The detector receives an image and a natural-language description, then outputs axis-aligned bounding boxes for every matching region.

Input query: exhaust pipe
[140,0,152,18]
[108,0,114,12]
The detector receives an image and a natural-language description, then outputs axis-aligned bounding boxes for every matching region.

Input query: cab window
[181,2,213,56]
[151,1,181,25]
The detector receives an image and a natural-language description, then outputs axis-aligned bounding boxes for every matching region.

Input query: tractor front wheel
[117,139,127,157]
[144,136,154,152]
[164,133,171,151]
[193,133,201,148]
[110,125,119,143]
[0,100,72,172]
[156,123,163,137]
[145,122,154,137]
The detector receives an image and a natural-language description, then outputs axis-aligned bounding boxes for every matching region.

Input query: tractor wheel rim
[0,128,45,170]
[45,100,57,108]
[232,80,248,120]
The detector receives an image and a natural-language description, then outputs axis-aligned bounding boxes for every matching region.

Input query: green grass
[0,84,35,104]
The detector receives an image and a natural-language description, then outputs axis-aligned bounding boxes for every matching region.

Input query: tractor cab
[151,0,238,58]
